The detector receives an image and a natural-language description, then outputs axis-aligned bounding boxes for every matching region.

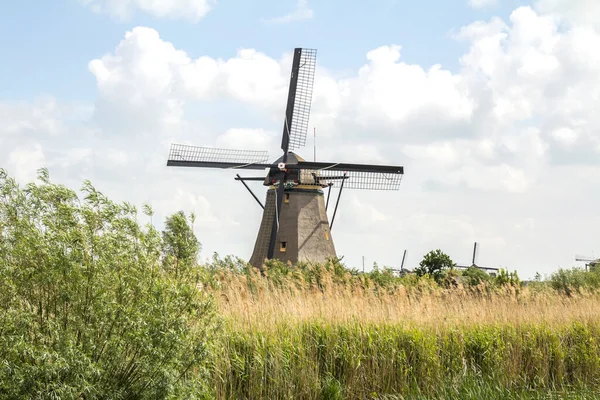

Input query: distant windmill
[575,254,599,271]
[455,242,499,275]
[398,249,412,275]
[400,249,408,271]
[387,249,409,276]
[166,48,405,269]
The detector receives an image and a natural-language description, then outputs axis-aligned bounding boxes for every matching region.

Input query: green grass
[211,321,600,399]
[206,256,600,399]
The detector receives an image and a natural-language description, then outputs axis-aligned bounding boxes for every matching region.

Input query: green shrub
[367,263,400,289]
[494,268,521,287]
[550,267,600,296]
[0,169,218,399]
[462,265,492,286]
[414,249,456,285]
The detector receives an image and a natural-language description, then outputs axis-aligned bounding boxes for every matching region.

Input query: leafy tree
[494,268,521,288]
[0,168,218,399]
[367,263,399,289]
[162,210,201,275]
[415,249,456,283]
[462,265,492,286]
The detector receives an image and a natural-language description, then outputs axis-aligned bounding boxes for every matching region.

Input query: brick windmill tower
[167,48,404,268]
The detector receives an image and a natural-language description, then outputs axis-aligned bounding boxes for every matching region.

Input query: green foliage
[462,265,492,286]
[214,321,600,399]
[0,169,218,399]
[320,373,344,400]
[550,267,600,296]
[494,268,521,287]
[162,210,200,275]
[367,263,400,289]
[206,248,524,295]
[414,249,456,284]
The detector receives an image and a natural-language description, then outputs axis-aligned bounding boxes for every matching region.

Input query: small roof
[274,151,305,165]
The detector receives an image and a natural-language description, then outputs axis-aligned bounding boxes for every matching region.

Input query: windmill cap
[274,151,304,165]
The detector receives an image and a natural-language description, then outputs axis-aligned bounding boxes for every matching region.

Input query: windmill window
[280,242,287,252]
[284,193,290,203]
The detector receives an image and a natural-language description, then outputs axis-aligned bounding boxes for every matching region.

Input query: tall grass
[210,257,600,330]
[205,257,600,399]
[213,321,600,399]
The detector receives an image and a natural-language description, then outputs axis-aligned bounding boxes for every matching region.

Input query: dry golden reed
[204,260,600,399]
[212,265,600,332]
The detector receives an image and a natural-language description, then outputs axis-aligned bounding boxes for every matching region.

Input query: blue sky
[1,0,530,101]
[2,0,600,278]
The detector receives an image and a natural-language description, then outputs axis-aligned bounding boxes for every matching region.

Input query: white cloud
[345,45,474,131]
[551,127,578,146]
[79,0,214,21]
[153,188,238,230]
[264,0,313,23]
[215,128,276,153]
[7,144,46,184]
[535,0,600,28]
[88,28,291,128]
[468,0,498,9]
[347,195,387,228]
[0,97,65,137]
[4,3,600,278]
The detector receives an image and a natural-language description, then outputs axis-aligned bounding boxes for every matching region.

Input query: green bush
[462,265,492,286]
[550,267,600,296]
[414,249,456,285]
[0,169,218,399]
[367,263,400,289]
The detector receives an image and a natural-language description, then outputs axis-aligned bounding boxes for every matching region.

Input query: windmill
[391,249,411,276]
[455,242,499,275]
[166,48,404,268]
[575,255,599,271]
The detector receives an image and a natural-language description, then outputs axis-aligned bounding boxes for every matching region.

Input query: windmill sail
[281,48,317,152]
[290,161,404,190]
[166,143,271,170]
[472,242,479,265]
[268,48,318,260]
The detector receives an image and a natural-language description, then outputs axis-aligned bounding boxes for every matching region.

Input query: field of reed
[204,257,600,399]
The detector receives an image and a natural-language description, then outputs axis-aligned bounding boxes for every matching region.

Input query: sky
[2,0,600,279]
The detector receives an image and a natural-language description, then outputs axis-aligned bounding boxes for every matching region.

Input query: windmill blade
[289,161,404,190]
[306,169,402,190]
[281,48,317,152]
[166,143,272,170]
[293,161,404,174]
[575,255,597,262]
[267,48,317,259]
[472,242,479,265]
[401,250,407,270]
